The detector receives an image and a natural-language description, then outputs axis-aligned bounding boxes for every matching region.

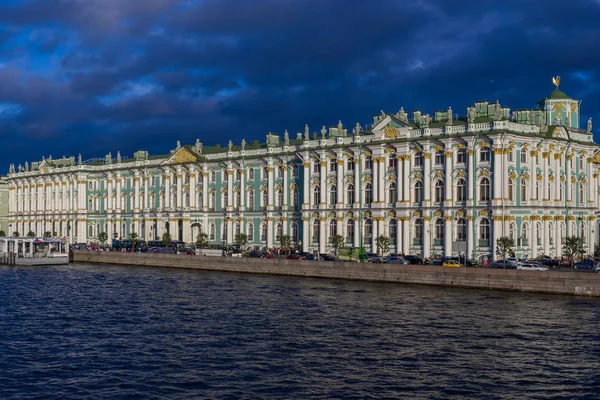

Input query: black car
[247,251,265,259]
[403,255,424,265]
[538,259,560,268]
[319,254,336,261]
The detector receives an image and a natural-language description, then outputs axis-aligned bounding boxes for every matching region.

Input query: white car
[517,263,549,271]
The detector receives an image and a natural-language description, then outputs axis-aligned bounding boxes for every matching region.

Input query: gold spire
[552,76,560,90]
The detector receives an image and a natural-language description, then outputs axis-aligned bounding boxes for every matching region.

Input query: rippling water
[2,263,600,399]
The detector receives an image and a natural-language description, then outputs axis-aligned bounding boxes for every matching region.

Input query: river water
[1,263,600,399]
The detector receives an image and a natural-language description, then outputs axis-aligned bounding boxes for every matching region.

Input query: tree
[496,236,514,260]
[196,232,209,248]
[331,234,345,257]
[130,232,138,242]
[162,232,172,248]
[43,231,52,238]
[0,230,5,237]
[375,235,390,257]
[12,231,19,237]
[26,231,36,237]
[563,235,584,267]
[235,233,249,251]
[98,232,108,245]
[279,234,291,253]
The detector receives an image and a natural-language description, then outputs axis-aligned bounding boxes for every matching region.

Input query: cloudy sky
[1,0,599,171]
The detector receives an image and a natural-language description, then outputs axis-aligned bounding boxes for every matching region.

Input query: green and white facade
[6,84,600,259]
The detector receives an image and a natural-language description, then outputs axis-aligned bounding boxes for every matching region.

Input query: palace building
[5,80,600,260]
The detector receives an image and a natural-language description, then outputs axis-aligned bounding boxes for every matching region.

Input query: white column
[267,163,274,210]
[202,172,208,211]
[190,169,197,209]
[396,154,403,205]
[493,217,502,260]
[444,217,452,256]
[402,217,410,255]
[267,218,273,248]
[336,158,343,208]
[543,218,550,255]
[283,166,289,208]
[134,173,140,212]
[116,175,122,212]
[467,149,474,203]
[493,148,502,204]
[423,153,431,205]
[319,158,326,207]
[423,218,431,259]
[302,162,310,209]
[378,157,385,203]
[240,169,246,210]
[354,159,360,207]
[444,151,452,206]
[177,169,183,208]
[467,217,474,259]
[319,217,326,253]
[165,173,171,208]
[402,155,410,205]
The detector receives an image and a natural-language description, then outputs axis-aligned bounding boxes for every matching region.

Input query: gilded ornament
[384,124,399,139]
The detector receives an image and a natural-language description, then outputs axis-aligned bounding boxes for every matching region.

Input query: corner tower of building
[538,76,581,129]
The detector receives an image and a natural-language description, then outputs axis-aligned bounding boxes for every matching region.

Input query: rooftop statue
[176,140,181,149]
[24,161,29,171]
[117,151,121,162]
[337,120,343,133]
[422,114,431,128]
[397,107,407,122]
[494,101,501,120]
[321,125,327,138]
[588,117,593,134]
[540,112,548,133]
[468,106,476,123]
[305,124,310,140]
[529,110,535,124]
[241,138,246,150]
[228,140,233,151]
[78,154,82,165]
[447,106,453,125]
[284,130,289,145]
[355,122,361,135]
[195,139,203,154]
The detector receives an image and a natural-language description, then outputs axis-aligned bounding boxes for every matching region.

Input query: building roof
[547,89,573,100]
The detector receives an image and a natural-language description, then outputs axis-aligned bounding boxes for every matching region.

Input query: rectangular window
[388,157,396,168]
[520,151,526,164]
[507,150,513,163]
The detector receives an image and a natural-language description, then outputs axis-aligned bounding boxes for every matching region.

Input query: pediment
[551,126,568,139]
[372,116,412,140]
[164,147,199,165]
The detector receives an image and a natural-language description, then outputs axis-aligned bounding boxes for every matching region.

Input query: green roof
[547,89,572,100]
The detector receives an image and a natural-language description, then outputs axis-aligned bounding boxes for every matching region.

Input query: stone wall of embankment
[72,251,600,297]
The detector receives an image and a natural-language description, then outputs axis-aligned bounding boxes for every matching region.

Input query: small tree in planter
[98,232,108,245]
[235,233,249,253]
[130,232,138,251]
[496,236,514,261]
[196,232,209,248]
[375,235,389,257]
[162,232,172,250]
[0,230,5,237]
[26,231,36,237]
[279,234,291,254]
[12,231,20,237]
[43,231,52,238]
[563,235,584,268]
[331,234,345,257]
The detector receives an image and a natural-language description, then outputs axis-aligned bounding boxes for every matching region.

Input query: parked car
[365,252,385,263]
[443,260,460,268]
[247,251,265,259]
[575,259,599,270]
[538,258,560,268]
[403,255,424,265]
[319,254,336,261]
[387,255,409,264]
[517,263,549,271]
[286,254,305,260]
[490,260,517,269]
[262,252,274,259]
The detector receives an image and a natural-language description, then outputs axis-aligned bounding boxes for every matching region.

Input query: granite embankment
[73,251,600,297]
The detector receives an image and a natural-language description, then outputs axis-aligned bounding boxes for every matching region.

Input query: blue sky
[1,0,599,171]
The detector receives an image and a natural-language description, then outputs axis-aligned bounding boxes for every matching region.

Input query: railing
[478,239,490,247]
[413,239,423,245]
[433,239,443,246]
[311,236,319,243]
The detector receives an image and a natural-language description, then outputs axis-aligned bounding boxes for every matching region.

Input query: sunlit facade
[6,85,600,260]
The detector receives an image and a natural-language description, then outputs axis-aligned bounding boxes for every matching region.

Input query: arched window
[313,186,320,206]
[549,222,555,245]
[329,219,337,237]
[520,179,527,202]
[388,182,397,204]
[414,219,423,244]
[312,220,320,241]
[248,190,255,211]
[521,223,529,246]
[508,178,515,201]
[292,165,299,178]
[456,178,466,202]
[537,222,542,246]
[479,146,490,162]
[329,185,337,206]
[479,219,490,241]
[222,223,228,241]
[434,219,444,240]
[346,219,354,239]
[210,192,216,210]
[248,223,254,241]
[261,191,268,209]
[209,223,215,240]
[263,167,268,179]
[346,184,354,205]
[276,189,283,207]
[261,223,267,241]
[434,181,444,203]
[389,220,397,244]
[365,183,373,205]
[235,191,241,208]
[434,150,444,165]
[292,187,299,210]
[457,148,467,164]
[414,181,423,203]
[479,178,490,201]
[276,223,283,241]
[579,182,585,204]
[457,218,467,240]
[509,222,516,241]
[364,219,373,238]
[210,170,216,182]
[291,223,298,242]
[235,170,241,181]
[222,191,228,209]
[277,166,283,179]
[88,225,93,238]
[559,182,564,201]
[248,167,255,180]
[235,223,241,237]
[185,192,190,207]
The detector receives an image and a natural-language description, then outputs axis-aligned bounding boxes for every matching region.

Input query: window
[329,159,337,173]
[235,223,241,237]
[185,192,190,207]
[276,224,283,241]
[457,218,467,240]
[434,150,444,165]
[261,191,267,209]
[536,180,540,200]
[329,185,337,206]
[414,181,423,203]
[263,167,268,179]
[210,171,216,183]
[292,187,299,210]
[209,223,215,241]
[434,219,444,240]
[479,219,490,240]
[313,161,319,174]
[346,220,354,239]
[292,165,299,178]
[537,223,542,246]
[579,182,585,204]
[223,191,228,208]
[210,192,216,210]
[277,167,283,179]
[88,225,93,238]
[235,191,241,208]
[312,220,320,241]
[456,178,466,202]
[479,147,490,162]
[88,198,93,211]
[559,182,564,201]
[507,149,514,162]
[508,178,515,202]
[276,189,283,207]
[520,150,527,164]
[365,156,373,170]
[414,152,423,167]
[509,223,516,241]
[389,157,397,168]
[291,223,298,242]
[389,220,397,244]
[236,170,241,181]
[414,219,423,242]
[329,220,337,237]
[88,181,93,190]
[347,158,354,171]
[457,148,466,164]
[434,181,444,203]
[248,223,254,241]
[248,168,255,180]
[520,179,527,202]
[346,184,354,205]
[364,219,373,238]
[388,182,397,204]
[365,183,373,205]
[248,190,255,211]
[479,178,490,201]
[261,224,267,241]
[313,186,320,206]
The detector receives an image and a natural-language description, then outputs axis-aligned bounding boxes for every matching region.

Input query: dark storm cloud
[0,0,599,171]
